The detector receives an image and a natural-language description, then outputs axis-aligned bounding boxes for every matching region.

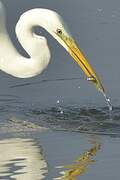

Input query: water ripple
[24,106,120,136]
[0,101,120,136]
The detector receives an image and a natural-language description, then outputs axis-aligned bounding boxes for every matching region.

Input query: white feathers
[0,2,71,78]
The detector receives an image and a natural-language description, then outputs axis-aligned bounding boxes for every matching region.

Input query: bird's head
[18,8,104,93]
[42,9,104,93]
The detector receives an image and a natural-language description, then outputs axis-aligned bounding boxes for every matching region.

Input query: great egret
[0,1,104,94]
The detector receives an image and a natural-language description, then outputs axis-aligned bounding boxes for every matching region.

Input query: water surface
[0,0,120,179]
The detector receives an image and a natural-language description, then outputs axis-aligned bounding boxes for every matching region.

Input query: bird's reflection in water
[0,138,47,180]
[55,141,101,180]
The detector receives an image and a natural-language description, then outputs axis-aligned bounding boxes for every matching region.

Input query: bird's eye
[56,29,62,35]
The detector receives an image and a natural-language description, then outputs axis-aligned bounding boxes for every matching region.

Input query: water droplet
[58,107,64,115]
[78,86,80,89]
[103,93,112,112]
[87,77,95,81]
[57,100,60,104]
[97,8,103,12]
[100,90,113,119]
[60,110,64,115]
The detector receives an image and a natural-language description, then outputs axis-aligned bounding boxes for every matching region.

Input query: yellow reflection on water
[0,138,47,180]
[55,142,101,180]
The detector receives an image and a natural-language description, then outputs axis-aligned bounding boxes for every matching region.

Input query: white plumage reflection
[0,1,104,93]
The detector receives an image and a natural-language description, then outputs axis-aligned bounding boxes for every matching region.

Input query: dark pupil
[57,29,62,34]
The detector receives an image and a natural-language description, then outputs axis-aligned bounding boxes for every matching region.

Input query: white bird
[0,1,104,93]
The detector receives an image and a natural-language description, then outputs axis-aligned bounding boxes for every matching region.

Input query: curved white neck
[16,9,51,58]
[0,8,51,78]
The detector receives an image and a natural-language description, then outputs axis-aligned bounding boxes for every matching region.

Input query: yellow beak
[65,37,104,93]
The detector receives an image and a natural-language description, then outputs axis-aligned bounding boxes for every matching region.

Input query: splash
[98,88,113,120]
[56,99,64,115]
[87,73,113,113]
[98,87,112,111]
[102,92,113,112]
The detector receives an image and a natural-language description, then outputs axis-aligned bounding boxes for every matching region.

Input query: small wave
[0,103,120,136]
[26,106,120,136]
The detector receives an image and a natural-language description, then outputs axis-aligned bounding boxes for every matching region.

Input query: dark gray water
[1,101,120,136]
[0,0,120,179]
[0,131,120,180]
